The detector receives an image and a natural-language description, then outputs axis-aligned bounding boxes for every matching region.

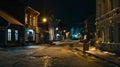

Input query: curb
[74,48,120,66]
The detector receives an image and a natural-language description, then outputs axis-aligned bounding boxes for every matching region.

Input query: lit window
[25,14,28,24]
[33,16,36,26]
[8,29,11,41]
[84,35,87,39]
[30,15,32,25]
[15,30,18,41]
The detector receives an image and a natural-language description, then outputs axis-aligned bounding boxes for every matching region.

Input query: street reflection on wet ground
[0,45,119,67]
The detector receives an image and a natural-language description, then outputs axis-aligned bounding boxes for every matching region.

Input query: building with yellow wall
[96,0,120,44]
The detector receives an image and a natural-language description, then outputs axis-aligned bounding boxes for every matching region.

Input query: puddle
[31,55,54,67]
[42,56,53,67]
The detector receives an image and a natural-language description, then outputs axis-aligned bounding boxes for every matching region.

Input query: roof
[25,6,40,16]
[0,10,24,26]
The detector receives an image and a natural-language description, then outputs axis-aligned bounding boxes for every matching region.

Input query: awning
[0,10,24,26]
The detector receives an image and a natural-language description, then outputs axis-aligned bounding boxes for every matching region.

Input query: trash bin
[83,43,89,51]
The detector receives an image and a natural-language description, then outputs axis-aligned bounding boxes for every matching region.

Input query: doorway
[25,29,35,43]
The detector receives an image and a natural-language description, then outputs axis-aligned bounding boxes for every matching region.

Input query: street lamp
[42,18,47,23]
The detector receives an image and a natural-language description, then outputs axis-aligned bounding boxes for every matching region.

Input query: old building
[0,0,40,47]
[49,15,61,41]
[0,11,24,47]
[25,6,40,44]
[96,0,120,52]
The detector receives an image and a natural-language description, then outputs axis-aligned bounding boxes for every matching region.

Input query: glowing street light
[42,18,47,23]
[63,30,66,32]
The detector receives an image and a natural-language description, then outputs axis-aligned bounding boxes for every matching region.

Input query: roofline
[25,6,40,15]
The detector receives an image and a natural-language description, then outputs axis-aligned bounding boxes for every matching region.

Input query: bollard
[83,43,89,51]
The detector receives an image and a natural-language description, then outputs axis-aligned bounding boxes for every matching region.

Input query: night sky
[19,0,96,27]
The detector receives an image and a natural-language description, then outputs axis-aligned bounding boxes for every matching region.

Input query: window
[15,30,18,41]
[33,16,36,26]
[25,14,28,24]
[111,0,114,10]
[84,35,87,40]
[30,15,32,25]
[118,0,120,7]
[8,29,11,41]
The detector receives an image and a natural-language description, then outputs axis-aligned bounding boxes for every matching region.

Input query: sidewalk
[74,45,120,66]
